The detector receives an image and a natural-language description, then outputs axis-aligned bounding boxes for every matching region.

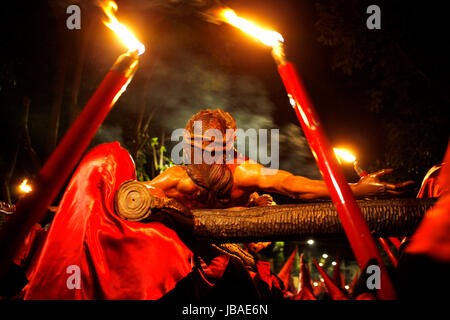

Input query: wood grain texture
[192,199,436,242]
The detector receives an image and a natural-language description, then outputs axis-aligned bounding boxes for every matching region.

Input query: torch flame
[19,179,32,193]
[100,1,145,55]
[220,9,283,47]
[333,148,357,164]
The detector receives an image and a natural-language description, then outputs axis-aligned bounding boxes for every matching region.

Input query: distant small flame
[333,148,357,164]
[19,179,32,193]
[100,1,145,55]
[220,9,283,47]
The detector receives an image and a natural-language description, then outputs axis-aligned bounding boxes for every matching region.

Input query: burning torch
[0,1,145,279]
[333,149,399,266]
[18,179,32,194]
[216,8,396,299]
[333,148,368,178]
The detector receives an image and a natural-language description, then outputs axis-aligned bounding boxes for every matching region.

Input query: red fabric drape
[417,165,445,198]
[23,142,193,299]
[407,146,450,263]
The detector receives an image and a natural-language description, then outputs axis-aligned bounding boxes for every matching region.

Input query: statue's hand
[354,169,414,197]
[248,192,276,207]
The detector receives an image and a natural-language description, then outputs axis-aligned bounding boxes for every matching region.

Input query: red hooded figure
[23,142,193,299]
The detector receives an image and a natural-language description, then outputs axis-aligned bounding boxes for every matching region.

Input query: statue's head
[184,109,236,160]
[183,109,237,207]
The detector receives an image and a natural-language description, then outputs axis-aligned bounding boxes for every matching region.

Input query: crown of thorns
[184,109,237,151]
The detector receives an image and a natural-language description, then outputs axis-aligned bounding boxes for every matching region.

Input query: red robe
[416,164,446,198]
[407,154,450,263]
[23,142,193,299]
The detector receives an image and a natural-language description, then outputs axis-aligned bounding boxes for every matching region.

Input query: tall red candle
[218,7,397,299]
[0,51,139,279]
[275,50,396,299]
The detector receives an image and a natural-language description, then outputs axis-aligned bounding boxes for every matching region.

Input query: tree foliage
[314,0,449,184]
